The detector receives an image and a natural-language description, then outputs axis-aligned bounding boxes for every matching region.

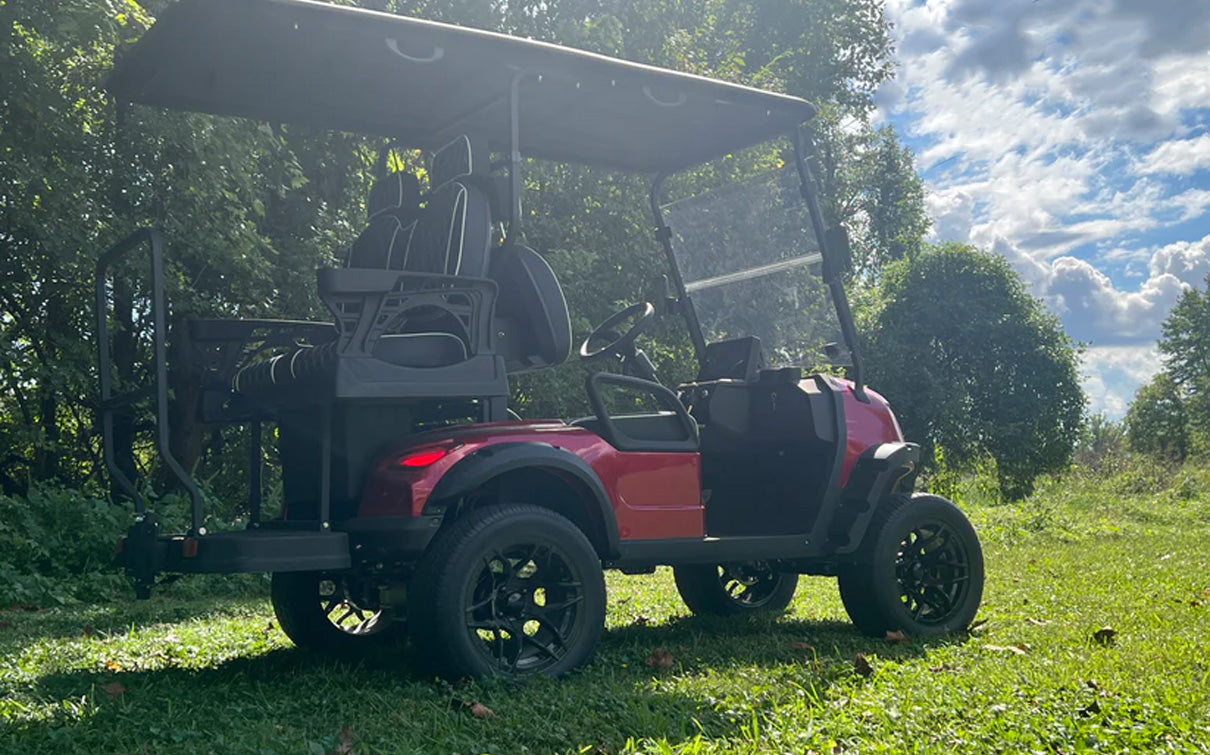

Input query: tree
[1124,373,1188,461]
[861,243,1086,498]
[1157,275,1210,452]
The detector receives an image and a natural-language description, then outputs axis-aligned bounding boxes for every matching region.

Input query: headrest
[431,135,490,191]
[366,172,421,220]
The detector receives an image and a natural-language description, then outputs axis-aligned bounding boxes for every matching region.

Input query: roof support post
[507,71,525,241]
[649,174,707,360]
[793,127,867,401]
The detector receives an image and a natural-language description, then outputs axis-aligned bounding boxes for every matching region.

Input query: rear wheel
[271,571,402,658]
[408,504,606,679]
[837,493,984,637]
[674,562,798,616]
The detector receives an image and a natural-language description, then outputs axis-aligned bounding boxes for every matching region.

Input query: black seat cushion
[490,244,571,372]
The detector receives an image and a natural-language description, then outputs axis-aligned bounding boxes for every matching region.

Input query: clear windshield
[662,160,842,369]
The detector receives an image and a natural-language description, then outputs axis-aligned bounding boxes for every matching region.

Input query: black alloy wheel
[838,493,984,637]
[408,504,606,679]
[271,571,401,658]
[674,562,798,616]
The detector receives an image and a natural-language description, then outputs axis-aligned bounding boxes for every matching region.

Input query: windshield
[662,159,842,370]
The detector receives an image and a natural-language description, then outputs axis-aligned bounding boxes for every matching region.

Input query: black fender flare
[424,442,620,558]
[827,441,919,554]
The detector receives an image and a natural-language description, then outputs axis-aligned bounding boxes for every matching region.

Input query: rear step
[121,519,351,597]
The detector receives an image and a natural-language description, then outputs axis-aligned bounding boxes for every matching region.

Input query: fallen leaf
[853,653,873,677]
[645,647,674,669]
[334,724,354,754]
[984,644,1028,655]
[104,659,121,671]
[883,630,909,644]
[968,618,989,633]
[1091,627,1117,646]
[616,597,631,605]
[790,641,815,651]
[928,663,959,673]
[1025,617,1050,626]
[470,702,494,719]
[102,681,125,699]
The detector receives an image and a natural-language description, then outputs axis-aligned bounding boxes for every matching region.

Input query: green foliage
[1124,372,1189,461]
[1155,273,1210,454]
[863,243,1086,499]
[0,486,128,604]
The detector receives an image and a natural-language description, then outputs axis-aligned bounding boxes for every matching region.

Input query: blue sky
[875,0,1210,417]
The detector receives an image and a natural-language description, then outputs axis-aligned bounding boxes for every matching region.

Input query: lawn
[2,471,1209,754]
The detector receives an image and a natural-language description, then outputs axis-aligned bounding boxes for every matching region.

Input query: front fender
[827,441,919,554]
[425,442,621,558]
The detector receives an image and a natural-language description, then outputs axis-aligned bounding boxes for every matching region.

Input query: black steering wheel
[580,302,655,362]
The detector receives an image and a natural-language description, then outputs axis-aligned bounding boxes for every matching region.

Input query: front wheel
[837,493,984,637]
[271,571,402,659]
[407,504,607,679]
[674,562,798,616]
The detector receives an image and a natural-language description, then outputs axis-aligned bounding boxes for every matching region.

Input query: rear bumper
[119,515,444,591]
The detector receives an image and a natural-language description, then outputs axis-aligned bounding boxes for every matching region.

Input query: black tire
[837,493,984,638]
[674,562,798,616]
[407,504,606,680]
[271,571,402,659]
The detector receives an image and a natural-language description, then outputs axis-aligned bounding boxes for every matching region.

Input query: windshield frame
[648,126,865,393]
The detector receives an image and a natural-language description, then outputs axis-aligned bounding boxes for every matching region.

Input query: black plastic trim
[585,372,699,452]
[827,441,919,554]
[615,534,813,568]
[424,442,621,557]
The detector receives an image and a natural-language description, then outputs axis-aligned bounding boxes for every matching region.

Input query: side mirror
[822,226,852,281]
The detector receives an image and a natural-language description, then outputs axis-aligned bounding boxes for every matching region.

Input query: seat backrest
[406,135,494,277]
[345,171,421,269]
[489,243,572,372]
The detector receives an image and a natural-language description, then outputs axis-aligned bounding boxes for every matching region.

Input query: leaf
[967,618,989,633]
[102,681,125,699]
[1091,627,1117,646]
[82,625,94,637]
[984,644,1028,655]
[853,653,874,677]
[1025,617,1050,626]
[334,724,354,754]
[883,629,909,643]
[645,647,674,669]
[790,641,815,651]
[104,659,121,671]
[470,702,494,719]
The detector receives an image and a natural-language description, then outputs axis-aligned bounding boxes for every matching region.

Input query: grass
[2,468,1210,754]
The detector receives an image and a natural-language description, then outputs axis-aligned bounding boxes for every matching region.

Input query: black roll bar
[95,228,205,532]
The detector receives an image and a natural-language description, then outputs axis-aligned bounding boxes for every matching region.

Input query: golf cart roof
[106,0,816,173]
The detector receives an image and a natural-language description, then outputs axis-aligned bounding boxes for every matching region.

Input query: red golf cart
[97,0,983,679]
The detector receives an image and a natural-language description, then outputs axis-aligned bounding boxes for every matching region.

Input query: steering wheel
[580,302,655,362]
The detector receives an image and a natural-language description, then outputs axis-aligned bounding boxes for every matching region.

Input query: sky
[874,0,1210,418]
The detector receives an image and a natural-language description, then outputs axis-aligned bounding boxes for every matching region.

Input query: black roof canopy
[107,0,816,173]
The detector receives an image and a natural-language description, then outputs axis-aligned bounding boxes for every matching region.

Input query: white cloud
[880,0,1210,412]
[1081,344,1162,418]
[1140,135,1210,176]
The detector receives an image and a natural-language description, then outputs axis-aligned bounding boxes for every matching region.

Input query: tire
[271,571,402,659]
[407,504,607,680]
[837,493,984,638]
[674,562,798,616]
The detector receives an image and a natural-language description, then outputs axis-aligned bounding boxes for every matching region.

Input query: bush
[0,486,130,605]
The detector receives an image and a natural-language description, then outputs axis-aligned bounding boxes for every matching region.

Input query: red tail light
[396,447,451,468]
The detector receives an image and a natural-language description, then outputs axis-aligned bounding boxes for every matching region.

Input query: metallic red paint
[359,420,704,540]
[829,377,904,486]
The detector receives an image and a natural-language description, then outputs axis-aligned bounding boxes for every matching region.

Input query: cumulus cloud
[880,0,1210,414]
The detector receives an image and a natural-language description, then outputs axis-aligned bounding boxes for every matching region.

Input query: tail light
[394,445,454,468]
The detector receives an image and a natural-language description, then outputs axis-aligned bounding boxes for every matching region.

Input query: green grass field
[2,470,1209,754]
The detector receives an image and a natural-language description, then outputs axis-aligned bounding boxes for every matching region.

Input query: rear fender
[827,441,919,554]
[425,442,620,558]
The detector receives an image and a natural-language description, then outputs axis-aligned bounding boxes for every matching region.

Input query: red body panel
[360,421,703,540]
[829,377,904,487]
